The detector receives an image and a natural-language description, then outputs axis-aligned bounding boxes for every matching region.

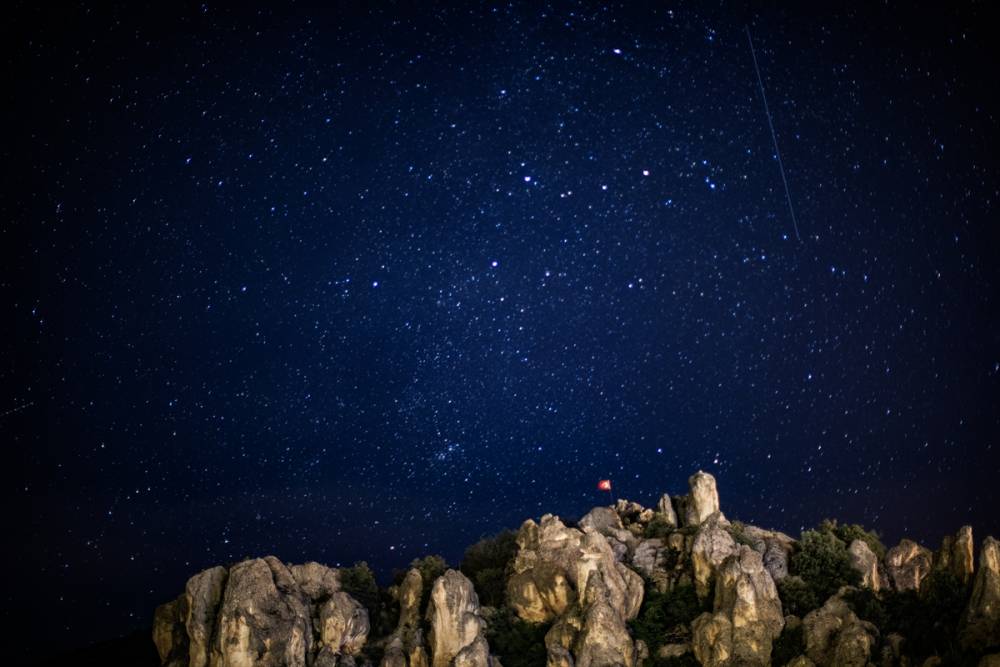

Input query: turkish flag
[597,479,612,491]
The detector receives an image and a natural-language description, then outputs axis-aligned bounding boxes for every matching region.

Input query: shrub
[461,531,518,607]
[726,520,757,548]
[777,576,819,618]
[819,519,886,559]
[789,528,860,605]
[644,515,675,539]
[339,561,380,615]
[653,654,700,667]
[628,583,706,655]
[484,607,549,667]
[771,622,804,667]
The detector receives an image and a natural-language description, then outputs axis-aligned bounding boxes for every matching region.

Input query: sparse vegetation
[484,607,550,667]
[788,526,860,608]
[819,519,886,559]
[628,582,707,656]
[461,530,519,607]
[643,514,675,539]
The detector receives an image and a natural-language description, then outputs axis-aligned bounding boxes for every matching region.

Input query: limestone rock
[656,493,679,527]
[690,545,783,666]
[213,556,312,667]
[691,513,737,599]
[427,569,490,667]
[579,506,636,560]
[935,525,975,585]
[886,539,932,592]
[741,524,796,582]
[849,539,888,591]
[802,591,878,667]
[979,654,1000,667]
[545,569,637,667]
[684,470,721,527]
[398,568,424,628]
[152,557,370,667]
[318,591,370,658]
[786,657,817,667]
[961,536,1000,653]
[507,514,642,624]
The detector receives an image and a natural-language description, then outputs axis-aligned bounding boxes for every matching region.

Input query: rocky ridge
[153,472,1000,666]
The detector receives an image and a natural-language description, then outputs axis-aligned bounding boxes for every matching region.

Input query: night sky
[5,2,999,657]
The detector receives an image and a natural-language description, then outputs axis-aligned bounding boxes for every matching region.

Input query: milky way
[5,3,998,655]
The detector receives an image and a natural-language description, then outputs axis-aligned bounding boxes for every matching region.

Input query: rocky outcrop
[381,568,429,667]
[802,590,879,667]
[656,493,679,527]
[691,513,737,599]
[962,536,1000,653]
[426,570,490,667]
[935,525,975,585]
[545,569,638,667]
[579,506,636,561]
[740,524,795,583]
[691,545,784,666]
[683,471,721,527]
[152,558,366,667]
[507,514,642,624]
[886,539,933,592]
[848,539,888,591]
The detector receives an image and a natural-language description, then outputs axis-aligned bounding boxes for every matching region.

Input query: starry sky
[5,1,999,656]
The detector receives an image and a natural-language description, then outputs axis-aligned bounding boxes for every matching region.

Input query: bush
[777,576,819,618]
[726,520,757,548]
[819,519,886,559]
[789,528,860,605]
[484,607,550,667]
[771,622,804,667]
[652,654,700,667]
[339,561,380,614]
[628,583,707,655]
[643,515,675,539]
[461,531,518,607]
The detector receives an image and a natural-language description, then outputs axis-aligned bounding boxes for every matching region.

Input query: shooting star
[746,26,802,242]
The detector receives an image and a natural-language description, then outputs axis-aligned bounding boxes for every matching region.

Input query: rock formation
[150,472,1000,667]
[683,470,721,527]
[153,557,368,667]
[886,539,933,592]
[848,539,888,591]
[691,546,784,666]
[962,536,1000,653]
[801,590,879,667]
[426,570,491,667]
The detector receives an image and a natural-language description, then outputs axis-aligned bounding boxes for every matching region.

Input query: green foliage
[410,554,449,616]
[777,576,819,618]
[339,561,380,615]
[644,514,675,539]
[819,519,886,559]
[484,607,550,667]
[846,570,973,664]
[771,622,805,666]
[628,583,707,655]
[461,530,518,607]
[789,528,860,606]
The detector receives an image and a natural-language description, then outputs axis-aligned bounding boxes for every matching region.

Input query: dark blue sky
[5,1,999,656]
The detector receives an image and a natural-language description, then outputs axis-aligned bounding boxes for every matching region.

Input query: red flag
[597,479,612,491]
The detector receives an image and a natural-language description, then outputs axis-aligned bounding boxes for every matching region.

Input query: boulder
[152,597,187,667]
[691,513,737,599]
[656,493,679,527]
[426,570,491,667]
[186,565,228,667]
[507,515,642,624]
[690,545,783,666]
[579,506,636,560]
[961,536,1000,653]
[684,470,721,527]
[802,590,879,667]
[886,539,932,592]
[849,539,888,591]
